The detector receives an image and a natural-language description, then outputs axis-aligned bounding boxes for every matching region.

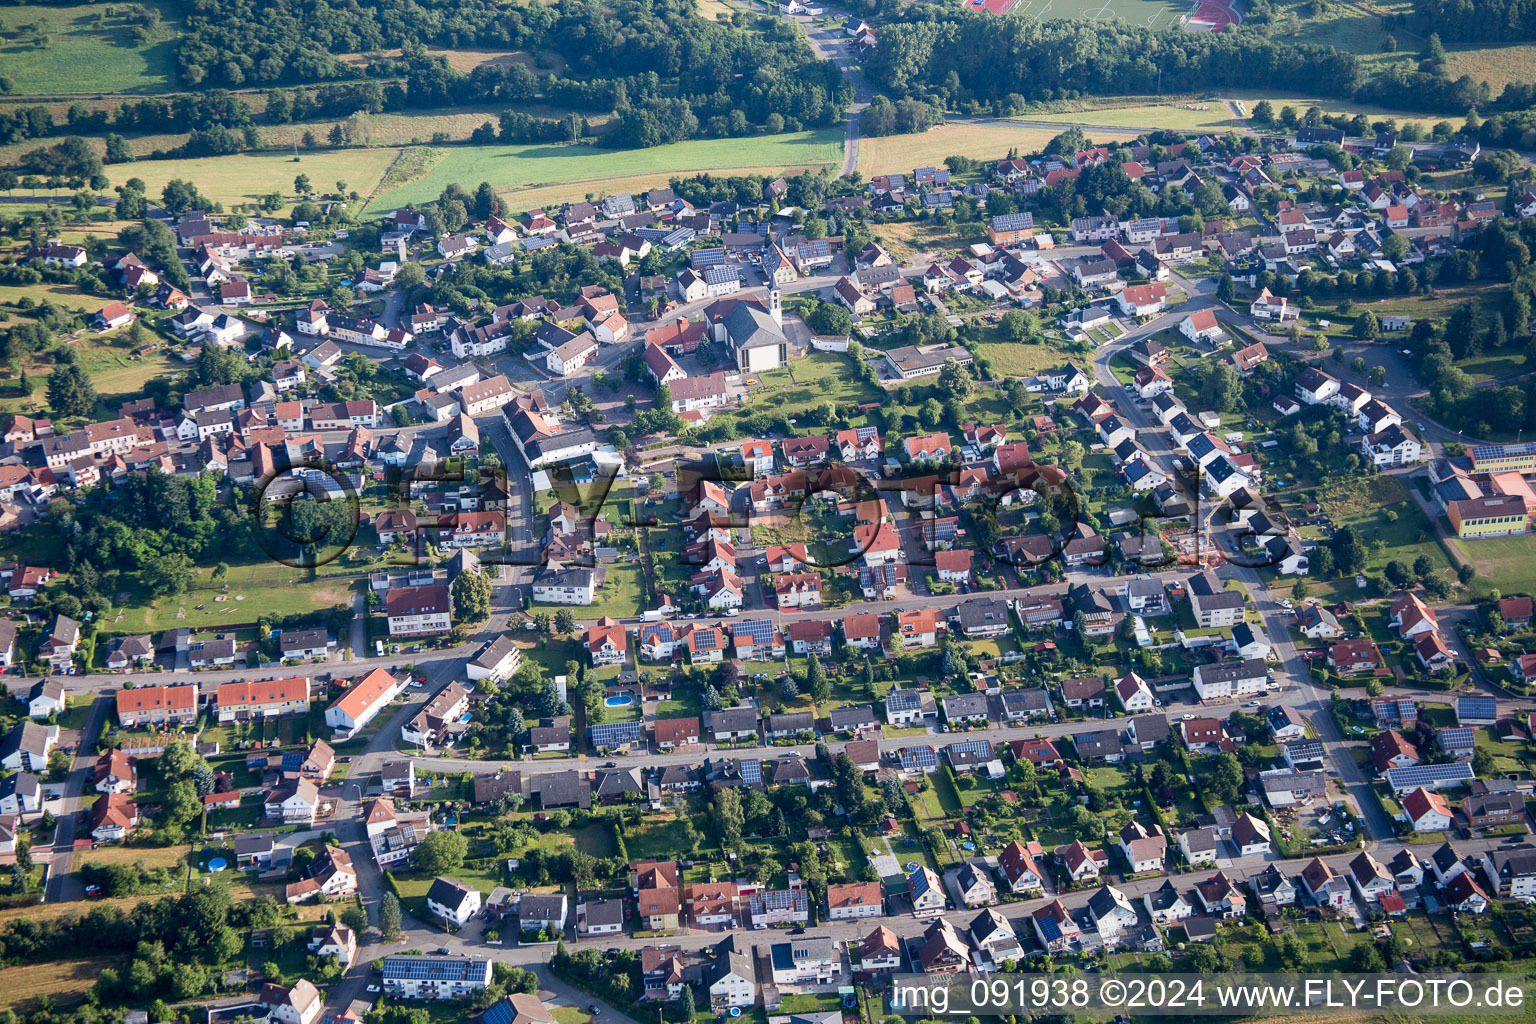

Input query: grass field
[78,844,189,870]
[372,130,843,209]
[1445,43,1536,91]
[0,955,128,1007]
[106,562,355,633]
[1301,475,1453,598]
[107,148,403,213]
[0,282,115,316]
[0,330,182,419]
[1226,89,1442,133]
[857,121,1136,177]
[1005,0,1184,29]
[974,341,1079,377]
[1455,533,1536,595]
[338,46,567,77]
[0,1,177,95]
[1019,102,1244,133]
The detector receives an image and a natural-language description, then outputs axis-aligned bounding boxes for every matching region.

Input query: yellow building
[1470,442,1536,474]
[1448,495,1529,538]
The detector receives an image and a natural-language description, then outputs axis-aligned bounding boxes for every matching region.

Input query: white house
[426,876,483,928]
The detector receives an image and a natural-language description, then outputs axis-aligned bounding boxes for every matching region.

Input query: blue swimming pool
[604,694,634,708]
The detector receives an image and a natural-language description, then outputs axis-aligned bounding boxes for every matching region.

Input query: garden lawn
[531,561,645,620]
[622,818,694,862]
[373,131,843,210]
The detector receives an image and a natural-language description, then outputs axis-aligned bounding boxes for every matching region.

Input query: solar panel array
[483,1002,514,1024]
[590,721,646,747]
[899,746,938,769]
[1456,697,1498,719]
[751,888,808,912]
[1437,727,1475,746]
[945,740,995,759]
[886,690,920,712]
[640,623,674,644]
[382,955,490,981]
[731,619,776,644]
[1385,762,1475,789]
[1472,442,1536,461]
[738,760,762,785]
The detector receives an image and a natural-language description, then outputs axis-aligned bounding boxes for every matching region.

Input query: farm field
[0,954,129,1007]
[1016,101,1245,133]
[372,130,844,209]
[857,122,1136,177]
[1445,43,1536,92]
[106,148,403,213]
[1225,89,1443,132]
[0,1,177,95]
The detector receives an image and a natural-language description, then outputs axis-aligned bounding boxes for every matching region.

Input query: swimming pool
[604,694,634,708]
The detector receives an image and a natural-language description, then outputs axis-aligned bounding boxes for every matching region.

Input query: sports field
[371,129,844,209]
[0,1,177,94]
[962,0,1188,29]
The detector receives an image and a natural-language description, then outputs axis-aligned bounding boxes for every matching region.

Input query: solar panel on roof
[946,740,994,758]
[731,619,775,643]
[887,691,919,712]
[382,955,488,981]
[1385,762,1475,788]
[590,722,645,745]
[738,760,762,784]
[899,746,938,768]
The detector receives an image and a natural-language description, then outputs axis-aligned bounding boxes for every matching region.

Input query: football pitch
[962,0,1227,31]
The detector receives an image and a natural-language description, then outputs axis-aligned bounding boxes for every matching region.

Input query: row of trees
[867,16,1364,107]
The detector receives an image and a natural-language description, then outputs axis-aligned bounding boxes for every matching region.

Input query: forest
[865,16,1365,105]
[862,10,1533,116]
[1400,0,1536,42]
[168,0,848,143]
